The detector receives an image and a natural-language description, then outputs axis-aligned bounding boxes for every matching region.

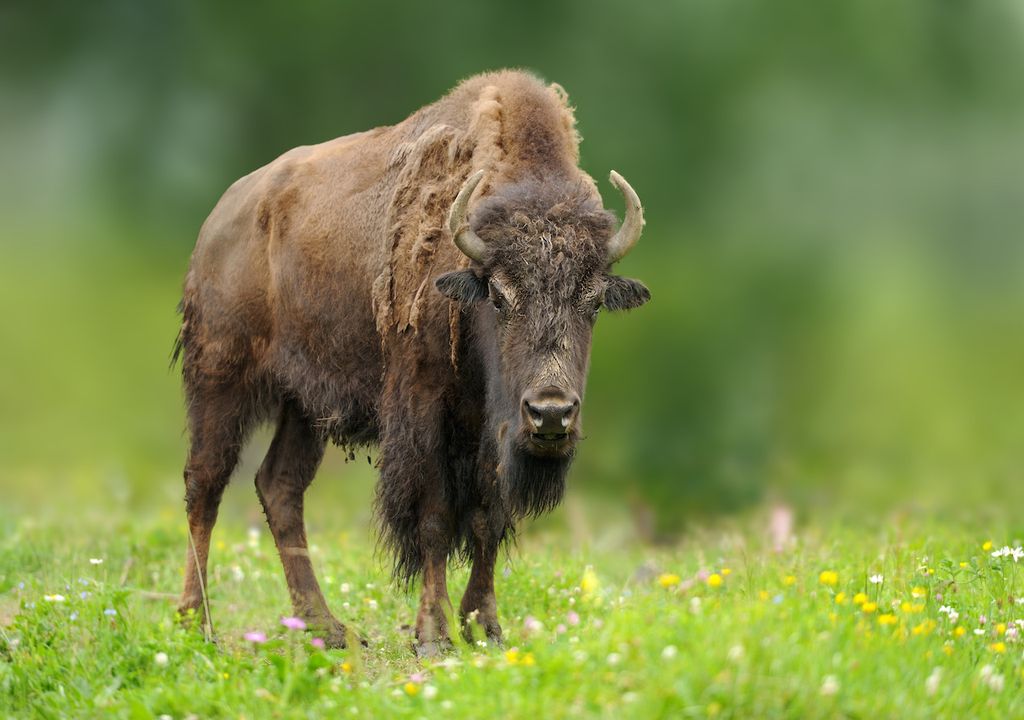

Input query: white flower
[728,645,744,662]
[979,664,1004,693]
[1011,547,1024,562]
[154,652,169,667]
[661,645,678,660]
[43,594,65,603]
[992,547,1010,558]
[422,685,438,700]
[869,574,884,585]
[89,558,103,565]
[925,667,942,696]
[938,605,959,623]
[974,629,986,636]
[340,583,351,594]
[606,653,622,666]
[820,675,840,696]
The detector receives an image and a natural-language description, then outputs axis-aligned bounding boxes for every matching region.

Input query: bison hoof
[414,638,452,658]
[306,619,351,649]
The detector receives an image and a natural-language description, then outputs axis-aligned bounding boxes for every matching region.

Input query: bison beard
[173,69,648,655]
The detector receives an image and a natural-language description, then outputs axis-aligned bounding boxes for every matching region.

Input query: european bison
[174,69,649,654]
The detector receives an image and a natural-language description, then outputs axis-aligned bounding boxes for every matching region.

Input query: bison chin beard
[500,435,575,519]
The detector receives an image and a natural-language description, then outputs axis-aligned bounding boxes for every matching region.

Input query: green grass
[3,513,1023,718]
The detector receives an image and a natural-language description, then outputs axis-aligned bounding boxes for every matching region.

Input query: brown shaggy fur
[174,69,649,653]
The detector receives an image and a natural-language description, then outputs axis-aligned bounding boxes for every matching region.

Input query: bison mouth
[525,431,575,457]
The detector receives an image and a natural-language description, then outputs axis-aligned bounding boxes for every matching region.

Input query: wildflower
[938,606,959,623]
[783,575,796,586]
[868,574,883,585]
[878,614,898,626]
[912,620,936,636]
[974,629,985,636]
[835,592,846,605]
[69,612,78,621]
[657,573,681,588]
[911,587,926,599]
[759,590,770,602]
[505,649,520,665]
[521,653,536,666]
[340,583,351,593]
[606,653,622,666]
[567,610,580,626]
[89,558,103,565]
[820,675,840,696]
[990,642,1006,654]
[43,594,65,603]
[925,668,942,697]
[901,603,925,614]
[341,662,353,673]
[580,567,599,595]
[422,685,438,700]
[661,645,678,660]
[721,568,732,576]
[707,574,723,588]
[996,623,1007,635]
[818,571,838,587]
[1012,548,1024,562]
[154,652,169,667]
[959,561,967,568]
[982,541,993,551]
[853,593,868,606]
[523,616,544,634]
[310,638,326,649]
[104,608,117,616]
[244,631,267,644]
[727,645,744,662]
[1006,626,1019,642]
[979,664,1004,693]
[403,682,419,696]
[861,602,878,614]
[280,616,306,631]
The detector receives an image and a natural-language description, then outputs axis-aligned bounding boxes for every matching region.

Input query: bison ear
[604,276,651,311]
[435,270,488,304]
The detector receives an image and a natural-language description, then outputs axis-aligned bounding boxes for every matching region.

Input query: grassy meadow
[3,513,1024,718]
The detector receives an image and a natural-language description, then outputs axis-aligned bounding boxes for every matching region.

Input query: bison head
[436,170,649,513]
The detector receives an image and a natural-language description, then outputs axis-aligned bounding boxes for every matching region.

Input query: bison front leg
[414,501,455,657]
[459,507,505,645]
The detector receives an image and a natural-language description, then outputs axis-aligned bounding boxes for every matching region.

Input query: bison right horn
[448,170,488,262]
[605,171,645,266]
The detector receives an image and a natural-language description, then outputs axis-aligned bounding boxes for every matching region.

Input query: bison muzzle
[173,69,650,655]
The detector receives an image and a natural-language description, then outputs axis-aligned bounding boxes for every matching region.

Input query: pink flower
[409,672,427,683]
[567,610,580,626]
[310,637,325,649]
[243,631,267,643]
[523,616,544,634]
[280,616,307,631]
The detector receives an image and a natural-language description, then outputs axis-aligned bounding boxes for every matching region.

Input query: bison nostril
[522,390,580,437]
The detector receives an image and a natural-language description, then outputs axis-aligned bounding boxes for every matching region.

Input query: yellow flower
[853,592,868,606]
[990,642,1007,654]
[505,649,520,665]
[911,587,926,599]
[521,652,536,667]
[783,575,796,586]
[861,602,878,614]
[341,662,353,673]
[404,682,420,696]
[878,614,898,626]
[835,592,847,605]
[954,626,966,638]
[581,567,599,595]
[943,644,954,656]
[657,573,681,588]
[818,571,838,587]
[996,623,1007,635]
[721,568,732,576]
[900,602,924,614]
[982,540,993,552]
[927,568,935,575]
[959,562,967,568]
[912,620,936,636]
[707,573,723,588]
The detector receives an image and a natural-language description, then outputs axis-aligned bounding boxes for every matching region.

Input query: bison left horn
[448,170,488,262]
[605,171,645,266]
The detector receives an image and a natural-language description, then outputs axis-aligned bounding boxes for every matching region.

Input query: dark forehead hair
[471,177,616,286]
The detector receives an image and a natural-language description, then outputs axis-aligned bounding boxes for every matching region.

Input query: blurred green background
[2,0,1022,535]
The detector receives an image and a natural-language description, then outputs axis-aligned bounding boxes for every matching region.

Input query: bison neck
[501,446,573,520]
